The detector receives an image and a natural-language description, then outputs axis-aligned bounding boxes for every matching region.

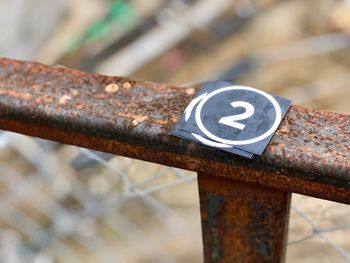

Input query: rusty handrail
[0,58,349,204]
[0,57,349,262]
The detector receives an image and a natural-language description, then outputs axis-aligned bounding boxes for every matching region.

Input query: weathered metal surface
[198,173,290,263]
[0,58,349,203]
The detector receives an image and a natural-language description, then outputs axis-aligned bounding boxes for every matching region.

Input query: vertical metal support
[198,173,291,263]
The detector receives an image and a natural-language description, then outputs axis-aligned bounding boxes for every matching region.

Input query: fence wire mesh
[0,131,349,263]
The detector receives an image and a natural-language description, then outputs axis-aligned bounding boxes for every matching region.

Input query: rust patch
[0,89,32,100]
[186,88,196,95]
[36,96,54,104]
[131,116,147,127]
[58,95,72,105]
[123,82,132,89]
[198,174,290,263]
[105,83,119,93]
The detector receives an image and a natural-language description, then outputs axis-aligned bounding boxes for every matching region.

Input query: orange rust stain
[58,95,72,105]
[96,93,107,99]
[117,112,147,121]
[170,115,178,123]
[75,103,84,109]
[71,89,80,96]
[123,82,132,89]
[131,116,147,127]
[105,83,119,93]
[36,96,54,103]
[117,112,168,125]
[185,88,195,95]
[0,89,32,100]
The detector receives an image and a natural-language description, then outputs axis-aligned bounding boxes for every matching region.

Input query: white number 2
[219,101,255,130]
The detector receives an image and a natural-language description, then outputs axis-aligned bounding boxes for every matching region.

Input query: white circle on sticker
[195,86,282,146]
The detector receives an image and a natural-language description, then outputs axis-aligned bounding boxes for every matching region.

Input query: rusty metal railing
[0,57,349,262]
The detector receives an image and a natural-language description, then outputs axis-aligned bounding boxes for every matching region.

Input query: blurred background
[0,0,349,262]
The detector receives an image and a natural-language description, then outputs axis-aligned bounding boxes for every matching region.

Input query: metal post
[198,173,291,263]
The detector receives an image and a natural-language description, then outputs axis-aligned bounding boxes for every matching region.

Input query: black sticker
[170,81,291,158]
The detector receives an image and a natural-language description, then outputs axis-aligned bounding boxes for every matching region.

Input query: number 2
[219,101,255,130]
